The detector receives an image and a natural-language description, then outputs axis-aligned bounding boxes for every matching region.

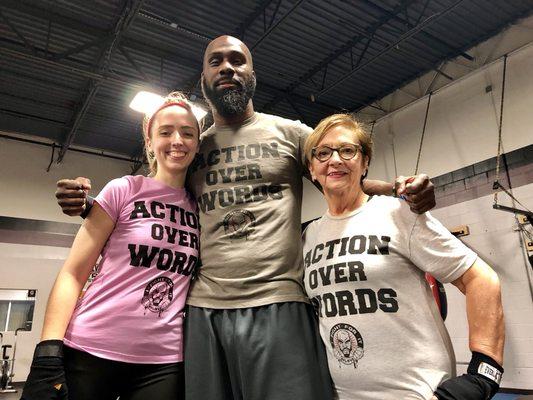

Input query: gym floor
[0,382,22,399]
[1,385,532,400]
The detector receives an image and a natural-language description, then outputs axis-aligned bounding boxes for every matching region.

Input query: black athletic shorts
[184,301,334,400]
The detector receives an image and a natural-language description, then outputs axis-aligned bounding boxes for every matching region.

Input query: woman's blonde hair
[142,91,199,176]
[304,113,373,166]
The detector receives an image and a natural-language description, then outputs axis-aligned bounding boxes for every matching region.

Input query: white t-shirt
[302,196,477,400]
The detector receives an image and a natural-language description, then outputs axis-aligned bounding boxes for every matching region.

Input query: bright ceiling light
[129,91,165,115]
[129,91,208,122]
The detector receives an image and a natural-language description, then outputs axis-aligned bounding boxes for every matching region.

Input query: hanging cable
[414,92,432,175]
[390,126,398,178]
[493,55,508,204]
[46,143,56,172]
[491,54,533,217]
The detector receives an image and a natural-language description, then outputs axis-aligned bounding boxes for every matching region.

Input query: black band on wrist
[34,340,64,358]
[468,351,503,385]
[80,196,94,219]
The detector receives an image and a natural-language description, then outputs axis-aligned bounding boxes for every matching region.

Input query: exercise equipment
[0,332,7,392]
[425,273,448,320]
[491,54,533,284]
[0,328,27,394]
[0,331,15,394]
[492,54,533,222]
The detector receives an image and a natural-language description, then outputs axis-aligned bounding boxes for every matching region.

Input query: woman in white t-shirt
[301,113,504,400]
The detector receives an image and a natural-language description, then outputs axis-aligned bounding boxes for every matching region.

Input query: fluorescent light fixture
[130,91,208,122]
[129,91,165,115]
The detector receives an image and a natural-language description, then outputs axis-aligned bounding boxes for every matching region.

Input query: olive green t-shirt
[186,112,312,308]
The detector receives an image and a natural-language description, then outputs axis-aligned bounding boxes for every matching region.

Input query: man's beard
[202,75,256,117]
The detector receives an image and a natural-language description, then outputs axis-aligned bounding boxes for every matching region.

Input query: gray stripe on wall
[0,216,80,247]
[433,144,533,209]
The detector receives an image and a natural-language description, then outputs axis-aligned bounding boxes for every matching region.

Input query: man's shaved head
[201,35,256,119]
[203,35,253,69]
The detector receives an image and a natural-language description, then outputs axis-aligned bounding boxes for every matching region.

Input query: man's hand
[55,177,91,216]
[395,174,435,214]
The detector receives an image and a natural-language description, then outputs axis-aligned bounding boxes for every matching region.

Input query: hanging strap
[414,92,432,175]
[493,54,508,204]
[492,54,533,216]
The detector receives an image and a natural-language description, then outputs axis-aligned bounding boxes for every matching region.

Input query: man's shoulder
[256,112,312,133]
[198,112,312,142]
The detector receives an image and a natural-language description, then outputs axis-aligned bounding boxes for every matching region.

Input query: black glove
[434,351,503,400]
[20,340,68,400]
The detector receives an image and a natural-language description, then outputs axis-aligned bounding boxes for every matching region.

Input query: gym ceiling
[1,0,532,165]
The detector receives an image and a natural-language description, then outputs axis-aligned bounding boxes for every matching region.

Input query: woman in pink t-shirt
[22,92,200,400]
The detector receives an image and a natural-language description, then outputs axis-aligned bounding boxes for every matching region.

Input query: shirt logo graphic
[223,209,256,239]
[330,323,364,370]
[141,277,174,317]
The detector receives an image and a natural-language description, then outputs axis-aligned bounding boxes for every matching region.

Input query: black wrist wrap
[33,340,64,358]
[468,351,503,386]
[80,196,94,219]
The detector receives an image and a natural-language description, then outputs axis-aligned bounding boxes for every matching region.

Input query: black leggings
[63,346,184,400]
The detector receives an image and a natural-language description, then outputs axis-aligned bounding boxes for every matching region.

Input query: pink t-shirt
[64,175,199,364]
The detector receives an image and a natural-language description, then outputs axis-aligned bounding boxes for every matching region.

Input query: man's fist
[55,177,91,216]
[395,174,435,214]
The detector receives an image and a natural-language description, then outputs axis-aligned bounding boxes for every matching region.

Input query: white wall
[368,42,533,181]
[434,184,533,390]
[0,137,134,222]
[0,137,132,381]
[0,245,69,382]
[302,41,533,390]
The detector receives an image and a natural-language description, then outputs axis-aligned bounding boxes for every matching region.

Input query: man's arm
[56,177,92,217]
[362,174,436,214]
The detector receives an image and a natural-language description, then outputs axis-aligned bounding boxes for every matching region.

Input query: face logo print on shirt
[141,277,174,317]
[80,263,101,299]
[223,209,256,239]
[88,263,101,282]
[330,323,364,370]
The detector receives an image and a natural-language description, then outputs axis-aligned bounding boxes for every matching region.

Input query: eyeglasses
[312,144,361,162]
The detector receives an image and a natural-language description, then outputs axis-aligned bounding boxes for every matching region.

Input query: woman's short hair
[141,91,199,176]
[304,113,373,165]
